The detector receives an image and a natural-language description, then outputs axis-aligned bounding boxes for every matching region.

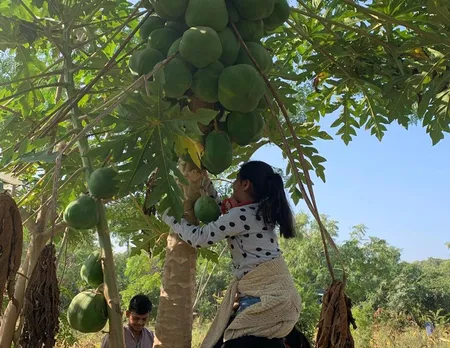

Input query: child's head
[234,161,295,238]
[126,294,152,333]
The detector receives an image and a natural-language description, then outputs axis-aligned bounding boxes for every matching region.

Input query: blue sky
[251,115,450,262]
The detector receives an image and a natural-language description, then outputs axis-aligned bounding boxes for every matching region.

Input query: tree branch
[0,83,67,104]
[19,207,38,234]
[0,70,64,87]
[42,220,67,239]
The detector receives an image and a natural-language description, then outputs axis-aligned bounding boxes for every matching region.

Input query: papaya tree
[0,0,153,346]
[1,0,449,347]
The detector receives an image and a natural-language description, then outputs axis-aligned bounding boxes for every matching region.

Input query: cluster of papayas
[129,0,290,176]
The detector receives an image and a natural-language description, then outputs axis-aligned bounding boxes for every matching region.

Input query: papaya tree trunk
[153,160,208,348]
[62,29,125,348]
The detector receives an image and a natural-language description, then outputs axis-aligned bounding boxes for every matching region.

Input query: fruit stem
[214,119,219,131]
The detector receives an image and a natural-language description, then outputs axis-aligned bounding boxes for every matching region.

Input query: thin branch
[48,149,63,243]
[70,10,147,30]
[70,23,125,50]
[17,167,55,206]
[42,220,67,240]
[0,104,21,117]
[0,83,67,104]
[0,70,64,87]
[18,207,37,234]
[21,166,84,224]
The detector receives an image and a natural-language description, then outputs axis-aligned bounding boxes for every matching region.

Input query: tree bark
[153,161,209,348]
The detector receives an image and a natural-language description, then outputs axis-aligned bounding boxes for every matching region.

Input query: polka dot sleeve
[205,180,222,205]
[163,209,245,248]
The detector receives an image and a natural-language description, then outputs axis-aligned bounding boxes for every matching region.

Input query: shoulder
[143,327,155,338]
[228,204,258,217]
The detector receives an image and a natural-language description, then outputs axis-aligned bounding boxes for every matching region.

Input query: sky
[251,113,450,262]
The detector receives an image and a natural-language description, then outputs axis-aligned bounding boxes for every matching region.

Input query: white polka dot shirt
[162,187,282,279]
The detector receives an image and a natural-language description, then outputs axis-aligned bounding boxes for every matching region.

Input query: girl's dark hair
[238,161,295,238]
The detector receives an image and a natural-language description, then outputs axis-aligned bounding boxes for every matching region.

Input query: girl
[162,161,302,348]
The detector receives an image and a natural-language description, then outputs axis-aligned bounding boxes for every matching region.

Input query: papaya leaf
[19,150,59,163]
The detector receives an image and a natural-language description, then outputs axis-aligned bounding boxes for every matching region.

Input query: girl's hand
[221,197,238,214]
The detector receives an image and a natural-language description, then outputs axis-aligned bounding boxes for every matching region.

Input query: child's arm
[205,179,222,205]
[162,208,245,248]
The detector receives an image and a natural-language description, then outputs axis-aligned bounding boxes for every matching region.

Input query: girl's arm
[205,179,222,205]
[162,208,245,248]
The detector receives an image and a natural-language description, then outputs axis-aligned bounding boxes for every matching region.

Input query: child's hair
[128,294,152,315]
[238,161,295,238]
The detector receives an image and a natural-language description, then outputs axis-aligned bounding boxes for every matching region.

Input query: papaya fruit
[63,195,99,230]
[67,290,108,333]
[201,130,232,174]
[140,16,166,40]
[129,48,164,76]
[217,27,240,66]
[165,20,189,34]
[235,19,264,41]
[179,26,222,68]
[191,61,224,103]
[80,251,103,287]
[263,0,290,31]
[185,0,228,32]
[235,41,272,72]
[88,167,120,199]
[226,0,240,23]
[163,58,192,98]
[226,111,265,145]
[147,27,180,56]
[232,0,276,20]
[194,196,221,223]
[150,0,188,20]
[218,64,265,112]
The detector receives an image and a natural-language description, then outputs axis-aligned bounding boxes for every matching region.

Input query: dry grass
[60,322,450,348]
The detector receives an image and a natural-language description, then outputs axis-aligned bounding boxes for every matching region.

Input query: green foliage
[102,77,218,220]
[120,252,162,319]
[272,0,450,145]
[351,301,375,348]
